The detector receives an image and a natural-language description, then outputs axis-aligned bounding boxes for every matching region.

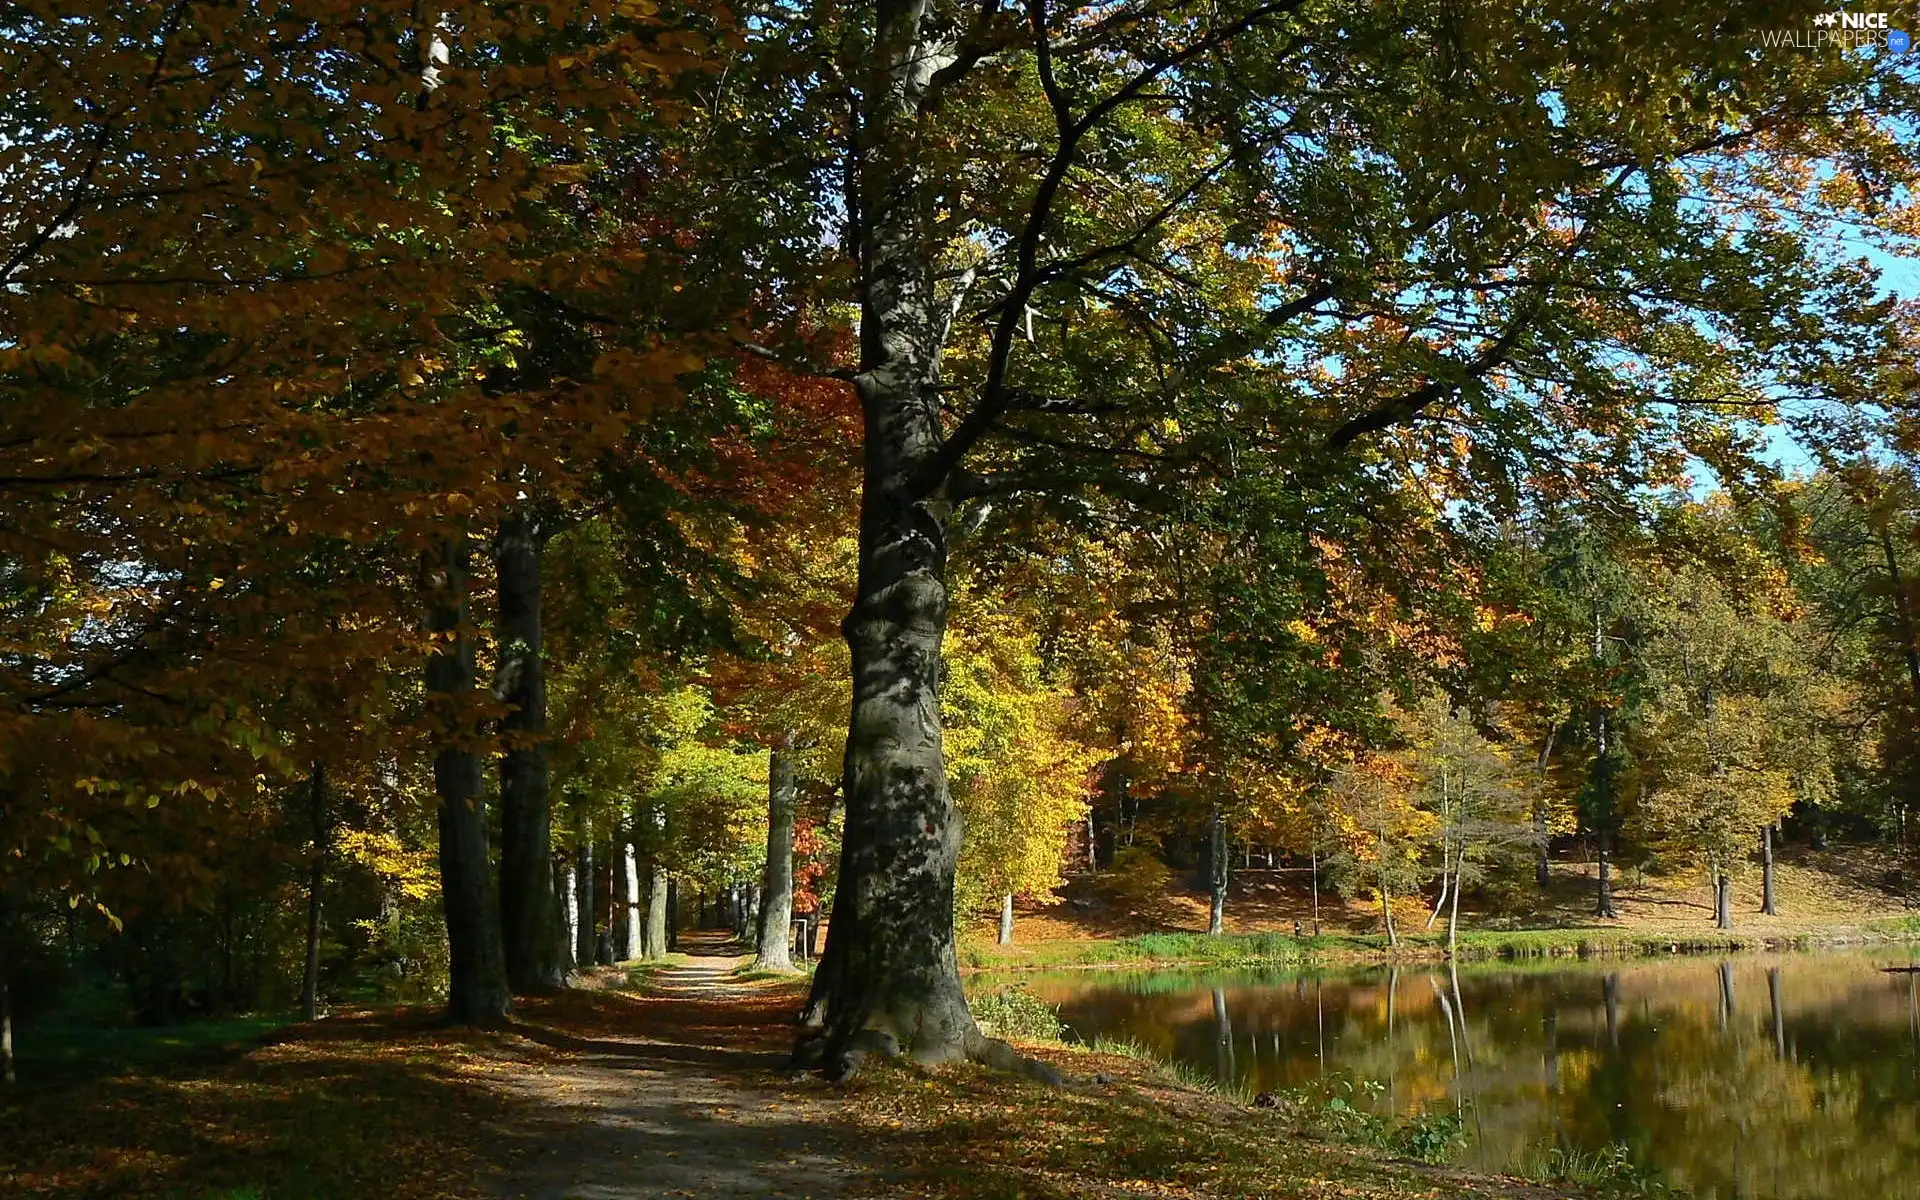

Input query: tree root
[793,1023,1064,1086]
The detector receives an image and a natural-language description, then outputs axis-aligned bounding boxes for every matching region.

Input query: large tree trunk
[1715,870,1733,930]
[496,512,564,993]
[425,537,512,1026]
[796,19,973,1070]
[752,743,799,972]
[300,762,329,1022]
[1208,802,1228,936]
[1761,824,1777,916]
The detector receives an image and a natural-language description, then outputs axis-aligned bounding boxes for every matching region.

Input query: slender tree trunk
[645,866,668,960]
[1208,801,1228,936]
[425,537,511,1026]
[573,838,595,967]
[1769,966,1785,1060]
[1310,845,1322,936]
[1426,839,1450,931]
[300,761,329,1022]
[1,894,14,1085]
[558,855,578,976]
[1596,831,1617,919]
[753,743,800,972]
[614,837,640,961]
[1381,882,1398,948]
[1604,972,1620,1048]
[1716,870,1733,930]
[496,511,564,992]
[665,877,679,952]
[1,969,12,1086]
[1446,844,1464,959]
[997,893,1014,946]
[1761,824,1777,916]
[1535,720,1558,888]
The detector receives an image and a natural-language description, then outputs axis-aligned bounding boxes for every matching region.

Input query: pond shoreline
[963,916,1920,974]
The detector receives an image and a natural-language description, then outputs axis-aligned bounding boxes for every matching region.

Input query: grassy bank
[964,914,1920,973]
[843,1025,1593,1199]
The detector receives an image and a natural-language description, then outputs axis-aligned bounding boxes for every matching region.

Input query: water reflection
[1025,952,1920,1199]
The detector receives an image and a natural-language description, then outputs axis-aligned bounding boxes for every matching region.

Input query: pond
[1018,950,1920,1199]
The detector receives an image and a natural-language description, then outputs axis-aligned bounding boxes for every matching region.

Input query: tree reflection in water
[1029,952,1920,1199]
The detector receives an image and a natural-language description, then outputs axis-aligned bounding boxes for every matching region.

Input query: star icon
[1813,11,1838,25]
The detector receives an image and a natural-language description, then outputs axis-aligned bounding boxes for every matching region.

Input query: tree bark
[1310,845,1321,936]
[665,877,679,952]
[1381,881,1398,948]
[1446,844,1464,959]
[614,836,640,962]
[1761,823,1777,916]
[557,854,578,977]
[797,86,979,1070]
[496,511,564,993]
[425,537,512,1026]
[645,865,668,959]
[1208,801,1228,936]
[997,893,1014,946]
[753,743,800,972]
[300,761,329,1022]
[1596,832,1617,919]
[573,834,595,966]
[1715,870,1733,930]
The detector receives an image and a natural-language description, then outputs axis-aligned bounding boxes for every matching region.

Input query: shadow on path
[487,933,869,1199]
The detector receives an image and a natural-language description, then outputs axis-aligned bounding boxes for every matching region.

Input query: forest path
[485,934,875,1200]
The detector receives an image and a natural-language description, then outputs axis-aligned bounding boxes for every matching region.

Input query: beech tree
[713,0,1920,1076]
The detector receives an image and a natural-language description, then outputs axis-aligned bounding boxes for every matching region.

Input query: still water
[1021,952,1920,1199]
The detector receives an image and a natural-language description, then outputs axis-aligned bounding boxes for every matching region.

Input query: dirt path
[485,936,875,1200]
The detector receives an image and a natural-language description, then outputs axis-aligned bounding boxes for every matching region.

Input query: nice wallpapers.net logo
[1757,11,1912,51]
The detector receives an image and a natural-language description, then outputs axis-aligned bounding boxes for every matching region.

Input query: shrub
[970,985,1065,1042]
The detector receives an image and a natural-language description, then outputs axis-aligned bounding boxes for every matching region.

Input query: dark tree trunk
[1761,824,1777,916]
[425,537,512,1026]
[798,149,980,1071]
[1715,871,1733,930]
[1535,721,1558,889]
[752,743,799,972]
[1596,833,1617,919]
[1,894,14,1085]
[300,762,329,1022]
[1208,801,1228,936]
[1880,523,1920,705]
[1,969,12,1086]
[1769,966,1785,1059]
[1603,972,1620,1048]
[665,877,679,952]
[496,512,564,993]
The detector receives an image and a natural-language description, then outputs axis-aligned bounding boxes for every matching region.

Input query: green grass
[16,1009,293,1084]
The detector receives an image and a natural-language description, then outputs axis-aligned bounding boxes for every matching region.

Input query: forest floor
[965,840,1920,970]
[0,932,1581,1200]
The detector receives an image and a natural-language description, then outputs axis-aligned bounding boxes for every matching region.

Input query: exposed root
[965,1028,1066,1086]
